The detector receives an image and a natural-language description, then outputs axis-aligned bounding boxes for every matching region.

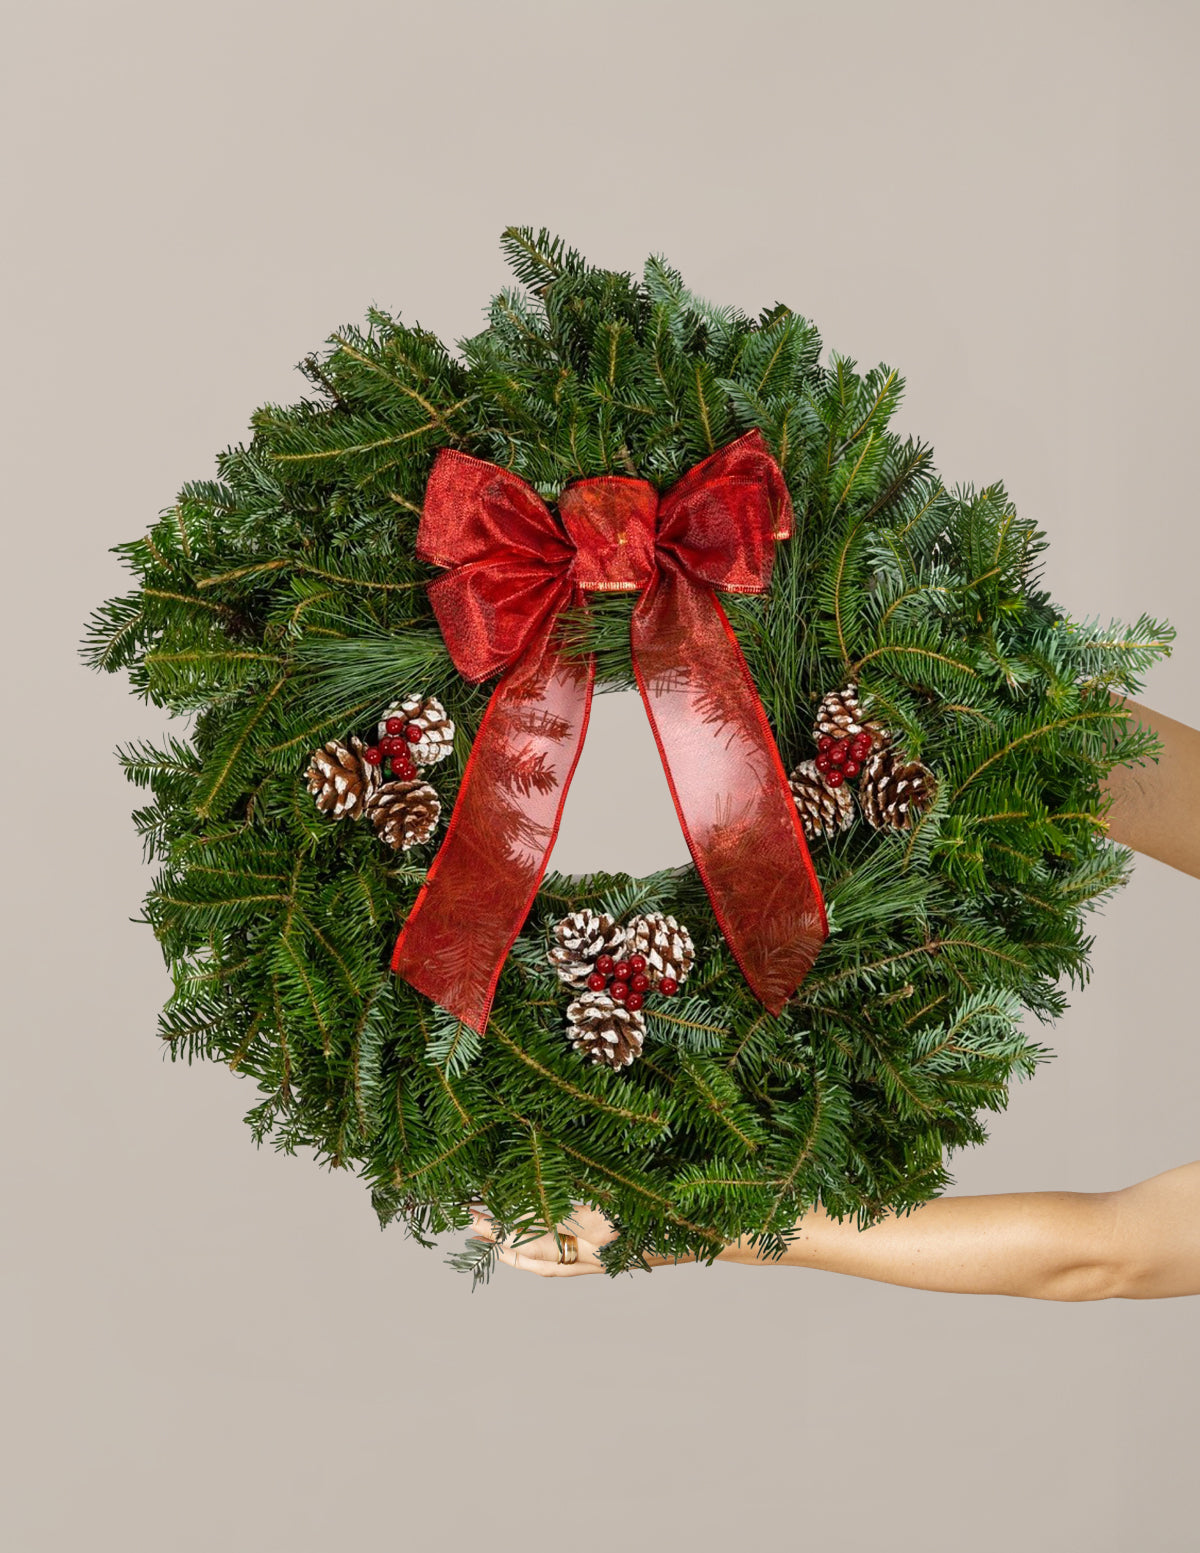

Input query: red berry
[843,759,860,779]
[817,735,835,754]
[386,717,405,736]
[629,954,646,973]
[596,954,615,976]
[392,756,417,779]
[626,992,644,1011]
[659,976,678,996]
[630,972,649,994]
[825,767,845,787]
[404,723,423,744]
[815,753,833,773]
[379,735,400,756]
[610,980,629,1002]
[829,742,847,765]
[853,733,873,758]
[587,971,607,992]
[613,960,631,981]
[363,746,383,765]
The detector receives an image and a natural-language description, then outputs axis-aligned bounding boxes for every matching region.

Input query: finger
[490,1236,552,1273]
[470,1215,561,1272]
[469,1210,498,1242]
[471,1207,548,1244]
[533,1231,609,1275]
[498,1231,595,1276]
[564,1204,618,1245]
[511,1246,598,1277]
[509,1247,557,1276]
[470,1215,557,1270]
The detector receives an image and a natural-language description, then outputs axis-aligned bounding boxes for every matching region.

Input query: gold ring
[558,1232,579,1265]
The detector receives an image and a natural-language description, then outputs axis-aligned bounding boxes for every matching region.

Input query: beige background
[4,2,1198,1549]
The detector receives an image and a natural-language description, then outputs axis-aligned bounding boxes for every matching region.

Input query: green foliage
[84,227,1172,1280]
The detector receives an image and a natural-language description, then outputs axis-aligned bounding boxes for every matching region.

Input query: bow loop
[426,562,575,683]
[419,450,575,683]
[654,433,793,592]
[658,430,793,541]
[653,475,778,593]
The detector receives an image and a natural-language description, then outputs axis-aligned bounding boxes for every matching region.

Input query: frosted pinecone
[378,693,455,768]
[859,751,937,829]
[305,736,380,820]
[626,912,695,989]
[813,681,888,751]
[566,990,645,1070]
[366,779,441,849]
[789,758,856,840]
[548,909,628,990]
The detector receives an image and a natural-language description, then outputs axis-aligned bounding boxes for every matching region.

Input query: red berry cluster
[585,953,679,1013]
[362,716,424,780]
[814,729,874,787]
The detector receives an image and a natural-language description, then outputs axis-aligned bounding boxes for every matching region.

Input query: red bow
[391,430,828,1033]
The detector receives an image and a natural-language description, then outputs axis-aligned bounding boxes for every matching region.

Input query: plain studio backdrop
[3,3,1197,1550]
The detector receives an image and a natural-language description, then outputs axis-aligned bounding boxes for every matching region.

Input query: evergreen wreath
[84,228,1172,1282]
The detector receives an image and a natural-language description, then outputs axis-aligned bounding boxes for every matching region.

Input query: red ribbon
[391,430,828,1033]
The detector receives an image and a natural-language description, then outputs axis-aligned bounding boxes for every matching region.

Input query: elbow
[1037,1261,1132,1301]
[1034,1191,1141,1301]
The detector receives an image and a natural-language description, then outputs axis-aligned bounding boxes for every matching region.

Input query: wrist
[716,1211,838,1269]
[716,1237,761,1265]
[643,1249,699,1269]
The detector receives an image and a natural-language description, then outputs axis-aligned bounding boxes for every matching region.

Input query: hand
[468,1203,618,1277]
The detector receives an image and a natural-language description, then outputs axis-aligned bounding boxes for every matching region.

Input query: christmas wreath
[85,228,1172,1280]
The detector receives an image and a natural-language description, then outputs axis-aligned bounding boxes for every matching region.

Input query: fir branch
[425,1013,484,1079]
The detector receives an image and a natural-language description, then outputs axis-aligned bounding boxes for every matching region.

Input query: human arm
[471,1159,1200,1299]
[1103,698,1200,878]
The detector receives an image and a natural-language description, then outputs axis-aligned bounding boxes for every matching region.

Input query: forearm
[1103,698,1200,878]
[707,1161,1200,1300]
[714,1192,1124,1299]
[638,1196,1115,1297]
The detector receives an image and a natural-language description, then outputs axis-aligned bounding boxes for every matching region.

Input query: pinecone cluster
[305,693,455,852]
[549,909,696,1070]
[788,682,936,839]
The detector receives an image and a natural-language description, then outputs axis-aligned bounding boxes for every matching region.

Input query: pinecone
[378,693,455,768]
[548,910,628,989]
[565,990,646,1070]
[789,759,856,840]
[626,912,695,990]
[859,750,937,829]
[305,736,380,819]
[813,681,888,751]
[366,779,442,849]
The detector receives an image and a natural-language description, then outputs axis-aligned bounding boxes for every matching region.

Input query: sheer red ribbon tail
[390,647,594,1034]
[631,572,827,1014]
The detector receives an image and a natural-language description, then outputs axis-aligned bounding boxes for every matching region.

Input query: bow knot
[393,430,828,1033]
[560,478,658,593]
